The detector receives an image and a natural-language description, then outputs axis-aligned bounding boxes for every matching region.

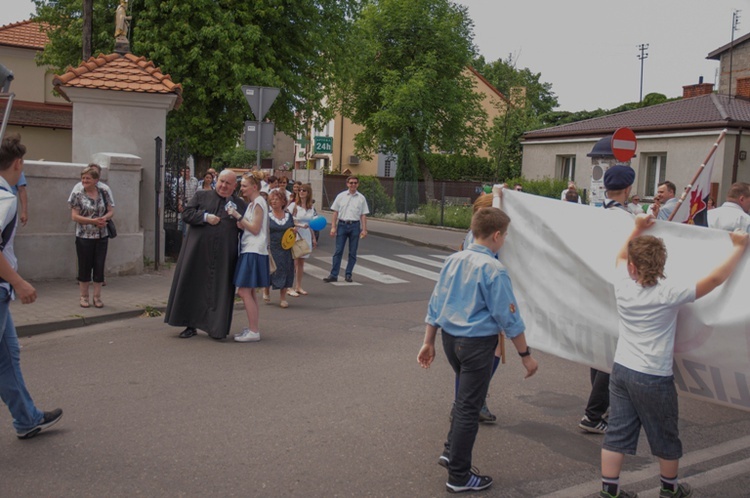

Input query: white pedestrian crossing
[395,254,445,269]
[305,253,445,285]
[358,255,441,281]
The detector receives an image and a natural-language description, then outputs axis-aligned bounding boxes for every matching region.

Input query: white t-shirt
[0,177,19,293]
[612,265,695,376]
[239,196,268,255]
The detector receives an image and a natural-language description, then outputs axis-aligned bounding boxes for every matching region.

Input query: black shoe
[479,401,497,424]
[323,276,338,283]
[345,275,353,282]
[446,472,493,493]
[438,450,450,469]
[17,408,63,439]
[179,327,197,338]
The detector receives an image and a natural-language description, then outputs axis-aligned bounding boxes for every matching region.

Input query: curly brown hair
[627,235,666,287]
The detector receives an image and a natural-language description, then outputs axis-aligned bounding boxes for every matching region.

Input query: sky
[2,0,749,111]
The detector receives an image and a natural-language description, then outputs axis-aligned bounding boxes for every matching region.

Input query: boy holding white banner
[418,206,538,494]
[600,214,748,498]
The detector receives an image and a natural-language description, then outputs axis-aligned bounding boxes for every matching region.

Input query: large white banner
[499,190,750,412]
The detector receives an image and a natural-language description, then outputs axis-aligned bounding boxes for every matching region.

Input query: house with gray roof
[521,36,750,204]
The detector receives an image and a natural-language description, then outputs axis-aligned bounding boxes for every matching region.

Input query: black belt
[339,220,359,225]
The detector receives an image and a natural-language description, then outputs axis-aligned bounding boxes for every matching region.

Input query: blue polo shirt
[425,243,525,339]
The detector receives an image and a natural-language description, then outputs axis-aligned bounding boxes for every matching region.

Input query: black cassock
[165,189,247,339]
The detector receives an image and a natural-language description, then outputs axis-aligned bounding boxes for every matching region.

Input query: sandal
[80,296,90,308]
[263,292,271,303]
[297,289,308,296]
[93,296,104,308]
[279,300,289,309]
[287,290,300,297]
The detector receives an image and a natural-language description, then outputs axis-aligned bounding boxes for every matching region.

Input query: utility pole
[637,43,649,102]
[729,10,741,98]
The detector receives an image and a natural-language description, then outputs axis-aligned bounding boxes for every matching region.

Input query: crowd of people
[165,168,331,343]
[419,172,749,496]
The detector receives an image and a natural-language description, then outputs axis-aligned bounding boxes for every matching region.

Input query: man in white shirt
[323,176,369,283]
[708,182,750,232]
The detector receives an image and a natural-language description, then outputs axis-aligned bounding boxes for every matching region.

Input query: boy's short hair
[0,133,26,170]
[628,235,666,287]
[471,207,510,240]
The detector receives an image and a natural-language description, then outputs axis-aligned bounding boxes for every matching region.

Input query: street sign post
[241,85,280,167]
[244,121,275,151]
[610,127,637,162]
[313,136,333,154]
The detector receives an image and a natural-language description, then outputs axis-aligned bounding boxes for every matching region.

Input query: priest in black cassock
[165,169,247,340]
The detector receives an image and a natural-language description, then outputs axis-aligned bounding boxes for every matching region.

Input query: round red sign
[610,127,637,162]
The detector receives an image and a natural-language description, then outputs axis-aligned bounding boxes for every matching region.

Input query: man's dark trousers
[442,331,498,484]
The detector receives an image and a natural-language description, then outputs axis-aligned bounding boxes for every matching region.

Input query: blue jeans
[442,331,498,484]
[0,287,43,433]
[603,362,682,460]
[330,221,360,278]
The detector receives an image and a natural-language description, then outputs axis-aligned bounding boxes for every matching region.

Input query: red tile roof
[0,20,49,50]
[53,53,183,108]
[523,94,750,141]
[0,99,72,129]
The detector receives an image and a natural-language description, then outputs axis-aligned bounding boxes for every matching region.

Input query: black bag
[106,218,117,239]
[99,188,117,239]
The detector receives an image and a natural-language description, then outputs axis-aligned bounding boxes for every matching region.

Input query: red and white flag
[669,152,715,226]
[669,130,725,226]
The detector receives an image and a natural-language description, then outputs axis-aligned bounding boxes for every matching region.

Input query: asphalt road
[2,234,750,497]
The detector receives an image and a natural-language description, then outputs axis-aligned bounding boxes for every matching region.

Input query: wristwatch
[518,347,531,357]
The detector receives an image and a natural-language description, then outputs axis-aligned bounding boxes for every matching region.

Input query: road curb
[17,306,168,338]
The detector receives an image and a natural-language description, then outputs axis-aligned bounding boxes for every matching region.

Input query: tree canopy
[33,0,357,169]
[334,0,486,199]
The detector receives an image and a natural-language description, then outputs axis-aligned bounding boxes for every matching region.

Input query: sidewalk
[11,216,464,337]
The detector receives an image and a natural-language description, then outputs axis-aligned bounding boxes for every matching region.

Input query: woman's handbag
[106,218,118,239]
[291,238,311,259]
[99,187,117,239]
[269,251,277,274]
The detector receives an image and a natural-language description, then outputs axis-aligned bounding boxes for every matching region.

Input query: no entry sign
[610,127,637,162]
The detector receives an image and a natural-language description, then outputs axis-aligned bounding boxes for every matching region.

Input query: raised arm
[616,214,655,267]
[696,230,749,299]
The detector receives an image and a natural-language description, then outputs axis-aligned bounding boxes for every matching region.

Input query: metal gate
[162,139,190,258]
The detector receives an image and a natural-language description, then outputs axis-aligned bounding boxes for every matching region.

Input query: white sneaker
[234,329,261,343]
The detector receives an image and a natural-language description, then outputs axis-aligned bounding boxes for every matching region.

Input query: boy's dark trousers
[442,331,498,484]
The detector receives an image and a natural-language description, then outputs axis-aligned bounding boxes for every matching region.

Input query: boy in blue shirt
[600,214,748,498]
[418,207,538,493]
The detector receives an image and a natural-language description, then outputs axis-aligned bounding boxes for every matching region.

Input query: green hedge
[424,154,496,181]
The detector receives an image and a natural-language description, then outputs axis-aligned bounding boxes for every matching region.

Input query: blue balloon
[309,215,327,231]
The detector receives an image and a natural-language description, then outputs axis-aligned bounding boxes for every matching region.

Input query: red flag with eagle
[669,131,725,226]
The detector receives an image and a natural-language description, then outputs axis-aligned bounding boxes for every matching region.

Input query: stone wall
[15,153,143,281]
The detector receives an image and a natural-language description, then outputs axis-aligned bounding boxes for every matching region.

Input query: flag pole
[668,129,727,221]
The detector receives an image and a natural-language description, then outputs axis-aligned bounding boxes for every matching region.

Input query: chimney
[683,77,714,98]
[737,77,750,98]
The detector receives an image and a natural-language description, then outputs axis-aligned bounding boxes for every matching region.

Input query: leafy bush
[357,175,396,215]
[417,203,473,229]
[505,176,570,200]
[424,154,496,181]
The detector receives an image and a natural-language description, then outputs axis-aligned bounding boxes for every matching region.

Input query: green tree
[393,136,419,213]
[33,0,356,172]
[335,0,487,201]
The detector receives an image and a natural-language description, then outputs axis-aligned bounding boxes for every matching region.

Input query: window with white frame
[644,154,667,197]
[559,156,576,181]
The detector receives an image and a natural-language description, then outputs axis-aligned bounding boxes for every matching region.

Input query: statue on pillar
[114,0,131,54]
